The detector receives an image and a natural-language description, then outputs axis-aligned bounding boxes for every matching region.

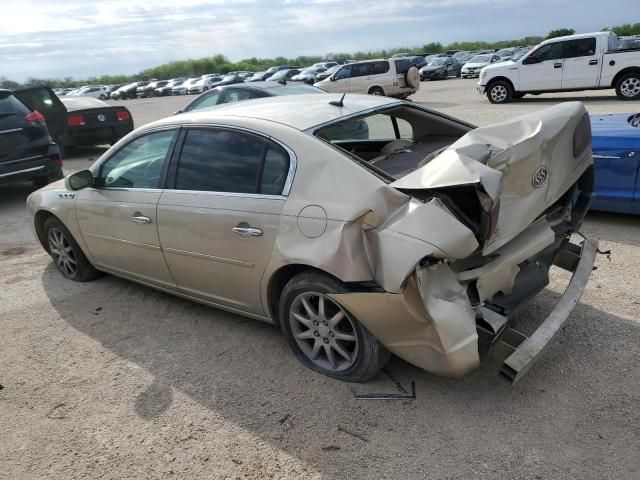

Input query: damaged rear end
[330,102,596,383]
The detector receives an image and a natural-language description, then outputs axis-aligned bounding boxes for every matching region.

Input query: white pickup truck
[478,31,640,103]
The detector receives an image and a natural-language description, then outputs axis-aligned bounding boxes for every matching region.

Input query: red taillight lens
[25,110,45,123]
[116,110,131,121]
[68,115,85,127]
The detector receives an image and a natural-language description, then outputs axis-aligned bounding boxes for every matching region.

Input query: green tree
[602,23,640,36]
[546,28,576,39]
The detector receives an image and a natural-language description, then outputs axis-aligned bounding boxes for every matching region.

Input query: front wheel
[279,271,390,382]
[486,80,513,104]
[615,72,640,100]
[43,217,101,282]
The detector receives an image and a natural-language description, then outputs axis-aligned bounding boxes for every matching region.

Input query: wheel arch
[34,210,56,253]
[266,264,346,329]
[367,84,386,95]
[486,75,516,92]
[611,67,640,88]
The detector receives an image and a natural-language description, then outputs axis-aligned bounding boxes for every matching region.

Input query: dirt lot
[1,79,639,479]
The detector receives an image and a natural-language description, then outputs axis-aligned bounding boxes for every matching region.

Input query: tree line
[3,23,639,90]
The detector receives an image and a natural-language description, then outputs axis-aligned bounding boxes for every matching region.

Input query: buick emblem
[97,114,106,122]
[532,167,547,188]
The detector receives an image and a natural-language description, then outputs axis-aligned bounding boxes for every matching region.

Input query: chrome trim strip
[0,165,45,178]
[164,189,286,200]
[164,247,254,268]
[84,232,161,250]
[592,154,621,160]
[0,128,23,135]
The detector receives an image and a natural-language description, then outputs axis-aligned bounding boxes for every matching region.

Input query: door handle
[232,226,263,237]
[554,63,562,69]
[131,213,151,224]
[589,59,598,65]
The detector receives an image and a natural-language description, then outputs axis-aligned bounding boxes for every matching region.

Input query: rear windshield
[0,92,31,118]
[265,85,325,95]
[394,59,412,74]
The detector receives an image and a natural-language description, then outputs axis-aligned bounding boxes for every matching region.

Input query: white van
[315,58,420,98]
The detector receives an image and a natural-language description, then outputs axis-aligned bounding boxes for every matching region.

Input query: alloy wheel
[289,292,358,372]
[48,228,77,277]
[620,77,640,98]
[490,85,507,102]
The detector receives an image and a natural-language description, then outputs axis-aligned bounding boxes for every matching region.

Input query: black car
[112,81,148,100]
[136,80,169,98]
[59,96,134,149]
[178,81,325,113]
[268,69,302,82]
[419,57,462,80]
[156,79,185,96]
[0,89,63,187]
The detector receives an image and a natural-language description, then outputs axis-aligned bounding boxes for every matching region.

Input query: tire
[405,66,420,89]
[203,86,209,92]
[368,86,385,96]
[279,271,390,382]
[615,72,640,100]
[43,217,101,282]
[99,94,106,100]
[486,80,513,104]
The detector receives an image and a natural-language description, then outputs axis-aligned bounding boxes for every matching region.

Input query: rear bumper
[65,123,133,147]
[499,238,597,383]
[0,149,62,183]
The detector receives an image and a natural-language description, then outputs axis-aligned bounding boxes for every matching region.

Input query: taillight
[573,112,591,158]
[68,115,85,127]
[25,110,45,123]
[116,110,131,121]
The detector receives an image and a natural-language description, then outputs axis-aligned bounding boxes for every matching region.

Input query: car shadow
[517,93,618,103]
[40,263,640,478]
[583,210,640,248]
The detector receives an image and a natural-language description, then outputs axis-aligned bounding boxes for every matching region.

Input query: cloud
[0,0,636,80]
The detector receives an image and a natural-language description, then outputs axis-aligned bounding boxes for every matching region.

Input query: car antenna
[329,92,346,107]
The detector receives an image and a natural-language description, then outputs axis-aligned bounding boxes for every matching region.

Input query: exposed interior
[314,104,472,179]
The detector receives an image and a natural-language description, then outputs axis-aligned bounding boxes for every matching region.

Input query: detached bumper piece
[498,239,598,384]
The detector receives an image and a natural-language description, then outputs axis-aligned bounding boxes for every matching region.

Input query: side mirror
[330,75,337,81]
[174,110,183,115]
[65,169,94,191]
[522,56,538,65]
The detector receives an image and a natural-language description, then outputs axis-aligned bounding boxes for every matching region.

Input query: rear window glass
[265,85,325,95]
[0,92,31,117]
[394,59,412,73]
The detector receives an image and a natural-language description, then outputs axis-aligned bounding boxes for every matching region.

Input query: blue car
[590,112,640,215]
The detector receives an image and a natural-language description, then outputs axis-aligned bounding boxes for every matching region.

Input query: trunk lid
[390,102,593,255]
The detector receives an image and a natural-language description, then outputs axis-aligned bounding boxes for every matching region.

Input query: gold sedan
[27,94,597,384]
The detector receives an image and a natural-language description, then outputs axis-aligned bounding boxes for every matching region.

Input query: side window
[364,115,413,141]
[175,129,289,195]
[260,148,290,195]
[186,91,220,112]
[373,61,389,74]
[334,65,352,80]
[352,63,371,77]
[532,42,564,62]
[563,38,596,58]
[222,89,254,104]
[98,130,176,189]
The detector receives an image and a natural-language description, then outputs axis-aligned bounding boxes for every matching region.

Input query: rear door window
[185,91,220,112]
[174,128,290,195]
[563,38,596,58]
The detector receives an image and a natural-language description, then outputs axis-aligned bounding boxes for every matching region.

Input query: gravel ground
[1,79,639,480]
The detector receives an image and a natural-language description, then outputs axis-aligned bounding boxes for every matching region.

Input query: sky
[1,0,636,81]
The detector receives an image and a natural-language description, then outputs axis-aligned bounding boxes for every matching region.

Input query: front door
[157,127,292,315]
[519,41,565,91]
[75,128,178,289]
[561,37,600,89]
[328,65,351,93]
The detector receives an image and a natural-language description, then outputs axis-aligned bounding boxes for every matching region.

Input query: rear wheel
[486,80,513,104]
[279,271,390,382]
[615,72,640,100]
[368,86,384,96]
[43,217,100,282]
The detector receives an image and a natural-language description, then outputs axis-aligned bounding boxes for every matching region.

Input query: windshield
[325,65,340,75]
[428,58,446,66]
[265,85,325,95]
[496,48,514,56]
[301,67,320,75]
[469,55,490,63]
[511,49,528,61]
[265,67,278,74]
[269,70,287,80]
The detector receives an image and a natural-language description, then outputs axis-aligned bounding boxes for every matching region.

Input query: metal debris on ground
[337,426,368,442]
[353,369,416,400]
[321,445,341,451]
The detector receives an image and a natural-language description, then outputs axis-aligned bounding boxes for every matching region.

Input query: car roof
[155,93,403,131]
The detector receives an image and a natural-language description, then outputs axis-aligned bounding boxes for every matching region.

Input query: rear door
[519,41,565,91]
[157,127,291,315]
[74,128,179,288]
[592,149,640,205]
[14,87,67,145]
[349,62,372,93]
[329,65,351,92]
[0,91,51,174]
[561,37,600,89]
